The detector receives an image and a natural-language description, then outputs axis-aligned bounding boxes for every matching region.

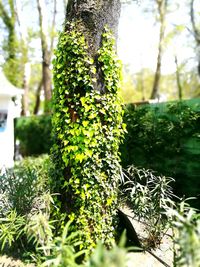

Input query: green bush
[166,200,200,267]
[15,115,52,156]
[0,155,50,216]
[120,100,200,207]
[119,165,175,249]
[0,155,53,258]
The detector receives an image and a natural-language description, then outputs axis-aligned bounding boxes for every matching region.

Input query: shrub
[15,115,52,156]
[119,165,175,248]
[0,155,53,258]
[120,101,200,207]
[0,155,50,216]
[166,200,200,267]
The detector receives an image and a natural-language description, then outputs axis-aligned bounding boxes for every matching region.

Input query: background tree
[174,55,183,100]
[52,0,124,251]
[37,0,57,112]
[15,0,30,115]
[190,0,200,78]
[0,0,23,87]
[150,0,168,99]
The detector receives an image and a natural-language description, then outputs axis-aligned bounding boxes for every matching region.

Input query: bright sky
[117,1,196,74]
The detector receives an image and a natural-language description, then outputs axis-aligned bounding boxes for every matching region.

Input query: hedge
[14,115,52,156]
[14,99,200,207]
[120,99,200,207]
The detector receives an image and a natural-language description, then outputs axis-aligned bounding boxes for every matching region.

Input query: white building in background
[0,71,23,170]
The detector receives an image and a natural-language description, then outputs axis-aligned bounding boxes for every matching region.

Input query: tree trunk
[21,63,30,116]
[190,0,200,77]
[52,0,122,252]
[174,55,183,100]
[66,0,120,48]
[37,0,57,112]
[42,55,52,102]
[15,0,30,116]
[33,79,43,115]
[0,0,21,87]
[150,0,167,99]
[66,0,121,92]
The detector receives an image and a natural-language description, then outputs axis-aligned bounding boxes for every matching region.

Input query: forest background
[0,0,199,113]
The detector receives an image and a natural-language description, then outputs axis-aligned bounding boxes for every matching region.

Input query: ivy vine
[51,22,125,252]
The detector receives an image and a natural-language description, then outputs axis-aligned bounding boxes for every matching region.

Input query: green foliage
[0,156,53,258]
[120,100,200,207]
[41,221,85,267]
[0,0,25,87]
[15,115,52,156]
[120,165,200,265]
[86,234,128,267]
[51,23,125,251]
[1,155,200,266]
[166,200,200,267]
[0,210,25,251]
[120,165,175,248]
[0,155,50,216]
[0,167,38,216]
[41,228,128,267]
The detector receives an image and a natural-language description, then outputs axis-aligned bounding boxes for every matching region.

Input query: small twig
[121,211,172,267]
[146,249,171,267]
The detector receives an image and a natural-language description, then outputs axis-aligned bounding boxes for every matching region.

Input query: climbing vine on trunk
[51,22,125,251]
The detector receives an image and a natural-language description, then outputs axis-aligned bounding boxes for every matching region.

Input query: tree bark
[37,0,57,112]
[190,0,200,77]
[66,0,121,93]
[16,0,30,116]
[21,63,30,116]
[66,0,120,49]
[150,0,167,99]
[33,79,43,115]
[174,55,183,100]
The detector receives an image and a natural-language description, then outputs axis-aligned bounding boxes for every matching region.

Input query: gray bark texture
[190,0,200,77]
[66,0,121,55]
[66,0,121,94]
[150,0,167,99]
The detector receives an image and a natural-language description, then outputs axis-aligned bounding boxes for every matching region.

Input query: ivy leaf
[82,121,89,127]
[75,153,85,162]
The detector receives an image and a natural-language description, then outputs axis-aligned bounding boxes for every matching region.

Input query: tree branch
[0,0,12,28]
[37,0,48,57]
[190,0,200,44]
[50,0,57,56]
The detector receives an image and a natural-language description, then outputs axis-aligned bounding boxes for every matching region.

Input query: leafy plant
[0,210,26,251]
[0,155,54,260]
[0,155,50,216]
[120,165,175,248]
[15,115,52,156]
[86,233,129,267]
[120,101,200,208]
[25,212,54,257]
[0,167,38,216]
[51,22,125,251]
[41,221,85,267]
[166,199,200,267]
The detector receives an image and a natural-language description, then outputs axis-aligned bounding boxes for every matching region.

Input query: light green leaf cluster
[51,22,125,252]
